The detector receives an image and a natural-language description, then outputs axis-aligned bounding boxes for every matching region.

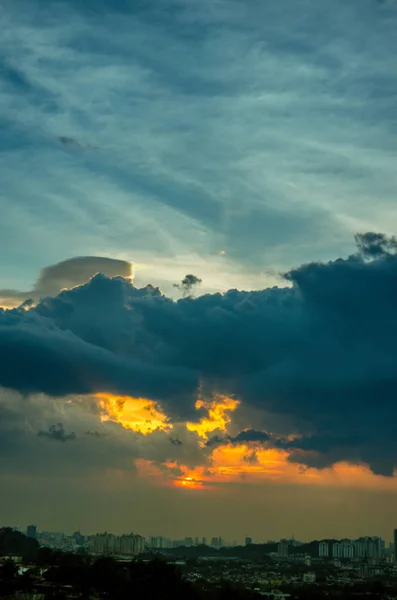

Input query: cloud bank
[1,233,397,477]
[0,256,133,307]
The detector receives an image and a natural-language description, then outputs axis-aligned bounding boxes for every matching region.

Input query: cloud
[1,0,396,296]
[174,274,203,298]
[0,387,209,480]
[231,429,270,444]
[37,423,76,442]
[354,232,397,259]
[242,450,259,464]
[0,388,140,476]
[1,233,397,477]
[58,136,99,152]
[205,429,270,449]
[0,290,199,419]
[0,256,133,307]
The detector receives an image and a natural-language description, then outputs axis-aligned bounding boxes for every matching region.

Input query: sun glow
[186,396,239,439]
[176,475,204,490]
[96,394,171,434]
[95,393,397,492]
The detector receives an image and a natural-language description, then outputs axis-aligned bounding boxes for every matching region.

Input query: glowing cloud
[187,396,239,439]
[97,394,171,434]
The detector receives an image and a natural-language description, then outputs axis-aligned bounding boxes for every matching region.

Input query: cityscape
[11,524,397,560]
[3,524,397,598]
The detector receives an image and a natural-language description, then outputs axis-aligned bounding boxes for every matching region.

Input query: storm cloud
[1,233,397,476]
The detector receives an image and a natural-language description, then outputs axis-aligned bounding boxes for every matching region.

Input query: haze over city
[1,0,397,546]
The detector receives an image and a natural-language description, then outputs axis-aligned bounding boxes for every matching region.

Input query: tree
[0,559,18,580]
[0,527,39,560]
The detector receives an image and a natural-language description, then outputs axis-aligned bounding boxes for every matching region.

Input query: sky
[0,0,397,542]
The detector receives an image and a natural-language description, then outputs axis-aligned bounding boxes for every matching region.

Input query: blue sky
[1,0,396,296]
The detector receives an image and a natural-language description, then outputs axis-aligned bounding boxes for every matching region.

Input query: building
[73,531,84,546]
[92,533,116,554]
[341,541,354,559]
[120,534,145,555]
[92,533,145,556]
[202,537,207,546]
[150,536,170,549]
[319,541,329,558]
[211,537,223,548]
[332,540,355,559]
[394,530,397,563]
[305,554,311,567]
[245,537,253,546]
[26,525,37,539]
[355,537,383,560]
[278,540,289,557]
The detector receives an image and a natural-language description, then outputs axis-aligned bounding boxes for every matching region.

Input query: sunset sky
[1,0,397,543]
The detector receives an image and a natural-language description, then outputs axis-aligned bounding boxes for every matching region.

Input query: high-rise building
[149,536,171,550]
[278,540,289,557]
[341,541,354,559]
[394,530,397,563]
[92,532,145,556]
[194,537,199,546]
[355,537,384,560]
[202,537,207,546]
[26,525,37,539]
[74,531,84,546]
[319,541,329,557]
[245,537,253,546]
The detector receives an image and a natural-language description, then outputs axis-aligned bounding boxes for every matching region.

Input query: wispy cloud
[1,0,396,293]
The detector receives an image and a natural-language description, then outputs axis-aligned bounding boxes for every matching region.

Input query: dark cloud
[37,423,76,442]
[0,296,198,420]
[0,256,133,307]
[205,435,227,448]
[58,136,83,149]
[1,233,397,476]
[232,429,270,444]
[85,430,105,437]
[174,274,202,298]
[170,436,183,446]
[242,450,259,464]
[205,429,270,449]
[354,232,397,260]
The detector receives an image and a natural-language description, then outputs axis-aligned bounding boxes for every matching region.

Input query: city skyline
[5,524,397,547]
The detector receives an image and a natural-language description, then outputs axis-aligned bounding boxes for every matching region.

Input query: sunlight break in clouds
[97,394,171,435]
[187,396,239,439]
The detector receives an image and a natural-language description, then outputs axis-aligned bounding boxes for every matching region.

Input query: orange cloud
[186,396,239,439]
[96,394,172,434]
[136,459,212,490]
[138,443,397,492]
[96,394,397,493]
